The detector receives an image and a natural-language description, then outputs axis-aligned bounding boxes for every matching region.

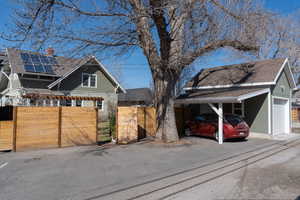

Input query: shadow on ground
[183,135,248,143]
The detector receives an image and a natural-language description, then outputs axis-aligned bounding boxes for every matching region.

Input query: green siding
[244,94,269,134]
[272,69,292,98]
[57,65,116,93]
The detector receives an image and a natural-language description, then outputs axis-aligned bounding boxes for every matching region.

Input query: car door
[197,114,211,136]
[193,115,206,135]
[202,114,217,137]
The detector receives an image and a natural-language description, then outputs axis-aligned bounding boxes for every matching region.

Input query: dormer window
[82,73,97,88]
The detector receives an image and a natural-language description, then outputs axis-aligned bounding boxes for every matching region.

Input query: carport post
[218,103,223,144]
[208,103,223,144]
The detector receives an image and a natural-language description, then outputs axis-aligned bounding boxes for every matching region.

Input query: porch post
[218,103,223,144]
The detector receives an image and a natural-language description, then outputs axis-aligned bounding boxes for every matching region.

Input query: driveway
[0,136,299,200]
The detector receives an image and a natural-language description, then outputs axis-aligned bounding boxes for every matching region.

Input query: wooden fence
[0,121,13,151]
[0,106,97,151]
[116,106,189,144]
[117,107,156,144]
[292,108,299,122]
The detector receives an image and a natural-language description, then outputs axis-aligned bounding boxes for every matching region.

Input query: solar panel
[30,54,41,64]
[21,53,31,63]
[34,65,45,73]
[40,56,50,64]
[20,52,58,75]
[48,56,58,65]
[44,65,54,74]
[24,65,35,72]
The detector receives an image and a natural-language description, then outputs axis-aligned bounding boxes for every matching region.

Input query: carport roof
[176,87,270,104]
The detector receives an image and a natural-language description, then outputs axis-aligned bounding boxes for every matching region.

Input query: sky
[0,0,299,89]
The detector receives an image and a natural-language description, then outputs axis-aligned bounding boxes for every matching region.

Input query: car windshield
[225,114,243,126]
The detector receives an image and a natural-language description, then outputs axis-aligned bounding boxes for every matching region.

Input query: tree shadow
[225,138,248,143]
[79,146,109,157]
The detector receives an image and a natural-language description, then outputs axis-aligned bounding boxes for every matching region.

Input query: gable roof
[185,58,296,90]
[47,56,126,93]
[118,88,153,104]
[5,48,126,93]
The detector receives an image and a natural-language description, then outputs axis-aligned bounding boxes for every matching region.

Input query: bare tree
[109,60,125,86]
[4,0,269,142]
[175,64,195,96]
[259,11,300,66]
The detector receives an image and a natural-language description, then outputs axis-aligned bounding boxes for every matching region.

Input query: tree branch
[57,35,137,46]
[209,0,243,21]
[181,40,259,66]
[52,0,129,17]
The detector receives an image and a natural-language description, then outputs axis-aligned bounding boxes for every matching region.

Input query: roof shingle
[186,58,286,88]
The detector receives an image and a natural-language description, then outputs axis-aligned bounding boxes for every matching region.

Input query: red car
[185,113,249,141]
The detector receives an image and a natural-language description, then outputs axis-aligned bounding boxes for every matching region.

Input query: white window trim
[71,100,76,107]
[232,102,244,117]
[81,73,97,88]
[97,100,104,111]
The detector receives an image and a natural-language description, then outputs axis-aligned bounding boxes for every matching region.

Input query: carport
[176,87,270,144]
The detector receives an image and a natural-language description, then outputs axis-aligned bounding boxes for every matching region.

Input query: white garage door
[272,98,289,135]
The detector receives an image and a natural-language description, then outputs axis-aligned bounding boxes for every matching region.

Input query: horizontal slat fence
[16,107,59,150]
[292,108,299,122]
[0,106,97,151]
[0,121,13,151]
[61,107,97,147]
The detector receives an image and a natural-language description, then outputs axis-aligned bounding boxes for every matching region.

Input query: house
[0,48,125,120]
[291,89,300,123]
[176,58,297,143]
[118,88,153,106]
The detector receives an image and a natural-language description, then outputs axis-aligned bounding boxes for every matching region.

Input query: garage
[273,98,290,135]
[177,58,296,143]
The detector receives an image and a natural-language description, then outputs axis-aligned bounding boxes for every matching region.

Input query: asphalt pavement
[0,136,299,200]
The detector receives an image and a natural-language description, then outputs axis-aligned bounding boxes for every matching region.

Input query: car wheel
[185,128,192,136]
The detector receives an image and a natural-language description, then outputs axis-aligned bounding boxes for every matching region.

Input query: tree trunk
[154,70,179,143]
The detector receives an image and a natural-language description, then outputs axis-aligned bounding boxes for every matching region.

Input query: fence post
[116,107,119,144]
[95,107,99,144]
[12,106,18,152]
[58,107,62,148]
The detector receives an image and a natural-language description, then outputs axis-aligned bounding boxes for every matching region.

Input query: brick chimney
[46,47,55,56]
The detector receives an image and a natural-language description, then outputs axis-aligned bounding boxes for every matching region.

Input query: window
[97,100,103,110]
[44,99,51,106]
[66,99,72,107]
[82,74,89,87]
[232,103,244,117]
[52,100,58,107]
[60,99,66,106]
[82,73,97,88]
[90,75,96,87]
[76,100,82,107]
